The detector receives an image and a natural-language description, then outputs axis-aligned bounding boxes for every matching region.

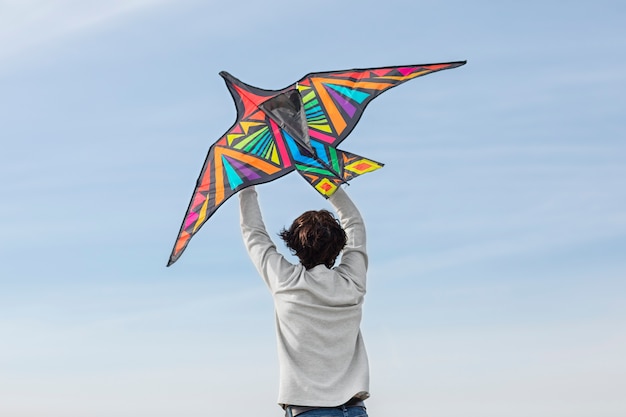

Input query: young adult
[239,185,370,417]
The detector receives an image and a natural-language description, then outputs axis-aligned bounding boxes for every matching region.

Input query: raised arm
[239,187,294,291]
[329,187,367,291]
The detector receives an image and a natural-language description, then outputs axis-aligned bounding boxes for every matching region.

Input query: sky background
[1,1,625,416]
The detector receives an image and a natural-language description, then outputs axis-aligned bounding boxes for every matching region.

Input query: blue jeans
[289,405,368,417]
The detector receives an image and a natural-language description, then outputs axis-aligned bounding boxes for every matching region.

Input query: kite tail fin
[337,149,384,182]
[296,148,384,198]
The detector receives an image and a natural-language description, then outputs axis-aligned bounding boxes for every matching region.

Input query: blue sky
[1,1,625,416]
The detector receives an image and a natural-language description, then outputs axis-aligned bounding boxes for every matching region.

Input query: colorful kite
[168,61,466,266]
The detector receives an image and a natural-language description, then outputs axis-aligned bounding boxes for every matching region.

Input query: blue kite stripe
[283,131,323,168]
[324,84,370,103]
[310,140,330,164]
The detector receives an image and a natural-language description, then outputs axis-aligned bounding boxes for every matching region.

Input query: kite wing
[295,61,467,147]
[167,82,296,266]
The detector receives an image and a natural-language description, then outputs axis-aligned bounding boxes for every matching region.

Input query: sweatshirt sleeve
[329,187,367,292]
[239,187,295,291]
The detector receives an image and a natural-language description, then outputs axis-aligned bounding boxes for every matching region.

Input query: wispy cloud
[377,219,625,279]
[0,0,171,63]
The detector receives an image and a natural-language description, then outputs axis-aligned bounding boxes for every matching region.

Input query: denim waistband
[285,399,366,417]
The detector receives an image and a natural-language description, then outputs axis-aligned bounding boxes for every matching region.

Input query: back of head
[279,210,347,269]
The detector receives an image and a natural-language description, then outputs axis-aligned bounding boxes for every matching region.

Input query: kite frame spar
[167,61,466,266]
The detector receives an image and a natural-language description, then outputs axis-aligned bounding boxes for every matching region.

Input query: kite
[168,61,466,266]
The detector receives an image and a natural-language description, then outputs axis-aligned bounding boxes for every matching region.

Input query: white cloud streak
[0,0,172,62]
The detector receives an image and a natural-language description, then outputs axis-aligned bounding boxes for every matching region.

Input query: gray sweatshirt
[239,186,370,407]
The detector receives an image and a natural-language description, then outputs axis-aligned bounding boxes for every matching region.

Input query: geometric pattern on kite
[167,61,467,266]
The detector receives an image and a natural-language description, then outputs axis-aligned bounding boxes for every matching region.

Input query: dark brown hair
[279,210,347,269]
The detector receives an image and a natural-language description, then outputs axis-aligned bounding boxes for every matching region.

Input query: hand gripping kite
[168,61,466,266]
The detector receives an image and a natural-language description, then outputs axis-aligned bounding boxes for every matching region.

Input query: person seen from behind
[239,185,370,417]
